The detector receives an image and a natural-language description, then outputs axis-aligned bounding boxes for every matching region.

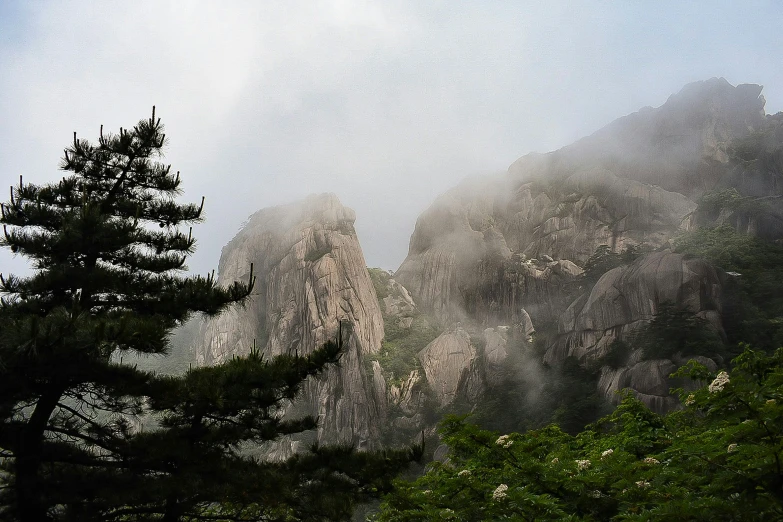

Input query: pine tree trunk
[15,389,61,522]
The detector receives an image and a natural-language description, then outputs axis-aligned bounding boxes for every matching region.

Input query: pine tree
[0,110,419,521]
[0,109,255,520]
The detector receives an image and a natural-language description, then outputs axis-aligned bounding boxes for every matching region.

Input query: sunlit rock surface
[191,193,386,448]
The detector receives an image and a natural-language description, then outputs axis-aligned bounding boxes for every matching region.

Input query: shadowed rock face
[547,251,723,412]
[191,193,386,448]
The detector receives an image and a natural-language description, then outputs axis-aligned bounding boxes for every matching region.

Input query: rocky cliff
[187,78,783,451]
[397,79,782,329]
[191,193,386,450]
[395,78,783,415]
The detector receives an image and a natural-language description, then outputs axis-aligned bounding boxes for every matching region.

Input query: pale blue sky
[1,1,782,276]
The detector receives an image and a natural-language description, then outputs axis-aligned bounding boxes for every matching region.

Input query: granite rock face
[395,79,782,414]
[191,193,386,448]
[547,251,724,411]
[186,79,783,451]
[418,328,480,407]
[397,79,781,330]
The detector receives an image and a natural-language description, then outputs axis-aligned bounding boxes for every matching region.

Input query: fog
[1,1,781,278]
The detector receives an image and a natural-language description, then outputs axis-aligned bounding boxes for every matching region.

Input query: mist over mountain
[163,78,783,455]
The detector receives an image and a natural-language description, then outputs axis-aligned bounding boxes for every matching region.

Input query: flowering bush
[375,346,783,521]
[708,370,730,393]
[495,434,514,448]
[492,484,508,500]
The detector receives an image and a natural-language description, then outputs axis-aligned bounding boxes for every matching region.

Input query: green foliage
[0,112,417,521]
[0,109,256,521]
[376,345,783,521]
[582,244,645,286]
[673,225,783,352]
[368,268,392,299]
[601,339,632,369]
[728,127,783,163]
[366,268,440,385]
[634,302,724,361]
[697,188,756,216]
[373,314,439,385]
[463,337,611,436]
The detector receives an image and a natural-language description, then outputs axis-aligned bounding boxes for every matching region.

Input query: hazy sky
[1,1,782,277]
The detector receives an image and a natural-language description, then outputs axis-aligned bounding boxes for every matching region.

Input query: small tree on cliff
[0,110,419,521]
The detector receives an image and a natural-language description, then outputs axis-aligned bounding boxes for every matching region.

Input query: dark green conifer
[0,108,255,521]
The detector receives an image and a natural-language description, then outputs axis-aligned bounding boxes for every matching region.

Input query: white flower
[492,484,509,500]
[551,457,559,464]
[708,371,730,393]
[441,508,455,519]
[635,480,651,489]
[685,394,696,406]
[588,490,602,498]
[576,459,591,471]
[458,469,471,477]
[495,434,513,449]
[728,443,738,453]
[643,457,660,465]
[423,490,432,495]
[601,449,614,459]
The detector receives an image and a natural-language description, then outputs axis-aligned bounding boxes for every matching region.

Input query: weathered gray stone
[482,327,509,387]
[191,193,387,447]
[418,328,479,406]
[552,251,724,412]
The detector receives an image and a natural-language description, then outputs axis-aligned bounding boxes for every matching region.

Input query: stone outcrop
[414,324,527,406]
[549,251,723,362]
[417,327,480,407]
[548,251,724,411]
[191,193,386,448]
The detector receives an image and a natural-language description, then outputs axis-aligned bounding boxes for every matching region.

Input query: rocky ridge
[187,78,783,452]
[395,78,783,413]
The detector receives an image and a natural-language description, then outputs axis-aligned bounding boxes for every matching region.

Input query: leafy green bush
[368,267,392,299]
[582,244,645,286]
[697,188,744,214]
[373,314,440,385]
[375,345,783,521]
[634,302,724,361]
[600,339,632,369]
